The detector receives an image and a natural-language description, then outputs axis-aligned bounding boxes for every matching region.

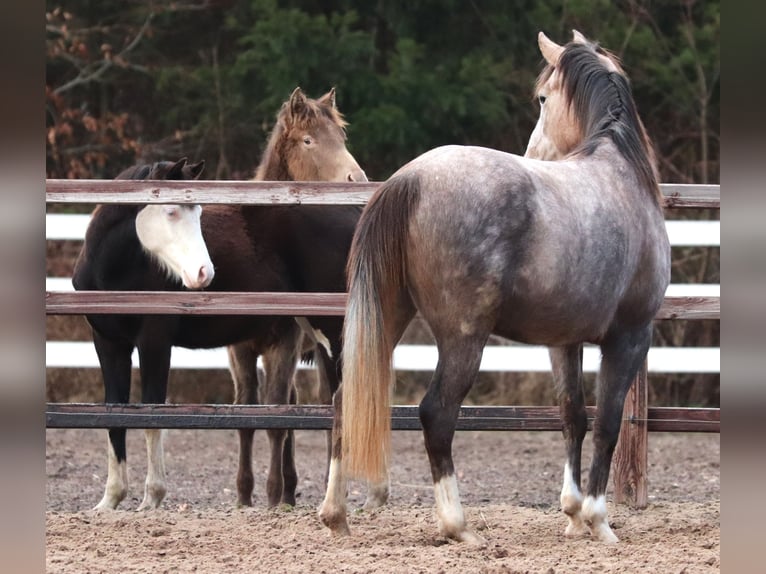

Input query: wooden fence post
[612,359,649,508]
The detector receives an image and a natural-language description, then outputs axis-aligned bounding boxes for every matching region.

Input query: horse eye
[163,206,179,219]
[303,136,313,146]
[539,95,547,105]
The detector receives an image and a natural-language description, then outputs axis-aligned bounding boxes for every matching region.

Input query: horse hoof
[564,517,590,538]
[591,522,619,544]
[456,529,487,546]
[318,506,350,536]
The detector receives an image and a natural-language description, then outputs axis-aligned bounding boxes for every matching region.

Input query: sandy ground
[46,427,719,573]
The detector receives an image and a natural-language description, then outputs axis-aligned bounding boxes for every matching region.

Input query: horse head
[258,87,367,183]
[134,157,215,290]
[525,30,623,161]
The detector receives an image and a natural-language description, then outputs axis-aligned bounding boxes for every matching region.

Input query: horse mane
[90,161,187,229]
[115,163,155,181]
[540,42,661,204]
[255,95,348,181]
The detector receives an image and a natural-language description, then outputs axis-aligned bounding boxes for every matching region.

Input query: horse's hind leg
[136,336,172,510]
[419,335,488,545]
[261,330,301,507]
[92,332,133,510]
[281,385,299,506]
[227,341,260,507]
[549,344,589,537]
[585,325,652,543]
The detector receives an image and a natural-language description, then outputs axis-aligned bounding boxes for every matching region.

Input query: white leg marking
[93,432,128,510]
[434,475,485,545]
[137,429,167,510]
[363,477,389,510]
[318,457,350,535]
[560,463,588,537]
[582,494,619,543]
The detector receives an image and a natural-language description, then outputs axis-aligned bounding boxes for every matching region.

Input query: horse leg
[318,300,415,536]
[317,383,349,535]
[136,339,172,511]
[261,331,300,507]
[584,325,652,543]
[419,336,488,545]
[227,341,260,507]
[92,332,133,510]
[279,385,299,506]
[549,344,589,537]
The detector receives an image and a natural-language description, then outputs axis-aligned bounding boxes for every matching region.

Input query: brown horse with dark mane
[73,88,368,511]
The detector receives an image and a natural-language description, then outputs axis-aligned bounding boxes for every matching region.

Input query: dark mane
[115,163,154,180]
[544,42,661,203]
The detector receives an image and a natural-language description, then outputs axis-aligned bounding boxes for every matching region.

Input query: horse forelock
[279,96,348,135]
[546,42,661,203]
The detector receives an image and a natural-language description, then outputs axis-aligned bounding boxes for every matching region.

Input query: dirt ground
[46,426,719,573]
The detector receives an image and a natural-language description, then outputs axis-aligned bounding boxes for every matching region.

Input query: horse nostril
[197,265,213,287]
[348,169,368,183]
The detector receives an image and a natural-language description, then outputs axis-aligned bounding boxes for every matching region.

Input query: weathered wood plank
[661,184,720,208]
[45,291,347,316]
[45,291,719,320]
[614,361,649,508]
[45,180,719,208]
[45,179,379,205]
[45,403,720,433]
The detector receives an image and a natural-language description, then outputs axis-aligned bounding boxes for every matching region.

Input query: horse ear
[538,31,564,66]
[288,87,307,121]
[319,87,337,109]
[168,157,188,179]
[188,160,205,180]
[572,29,588,44]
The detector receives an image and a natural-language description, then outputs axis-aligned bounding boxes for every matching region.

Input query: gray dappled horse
[318,31,670,545]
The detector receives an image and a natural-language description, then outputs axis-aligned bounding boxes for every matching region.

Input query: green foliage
[46,0,719,183]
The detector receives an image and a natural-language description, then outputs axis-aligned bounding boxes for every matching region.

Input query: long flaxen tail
[341,173,420,483]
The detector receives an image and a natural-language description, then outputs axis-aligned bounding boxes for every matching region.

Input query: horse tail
[342,173,420,482]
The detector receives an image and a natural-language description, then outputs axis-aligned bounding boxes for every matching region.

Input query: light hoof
[564,515,590,538]
[318,503,350,536]
[582,495,618,543]
[362,480,389,510]
[92,499,119,512]
[438,523,487,546]
[456,529,487,546]
[137,484,166,510]
[589,520,619,544]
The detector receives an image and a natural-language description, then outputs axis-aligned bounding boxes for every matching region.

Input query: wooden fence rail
[46,179,720,509]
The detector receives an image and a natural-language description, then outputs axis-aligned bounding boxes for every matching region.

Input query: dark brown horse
[226,87,377,509]
[319,31,670,544]
[74,88,368,511]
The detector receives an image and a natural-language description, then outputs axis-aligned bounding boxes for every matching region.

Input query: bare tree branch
[53,12,155,95]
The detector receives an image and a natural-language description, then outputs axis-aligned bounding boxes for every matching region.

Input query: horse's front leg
[92,331,134,510]
[136,337,172,511]
[549,344,590,537]
[419,336,487,545]
[584,325,652,543]
[317,383,350,535]
[227,341,260,507]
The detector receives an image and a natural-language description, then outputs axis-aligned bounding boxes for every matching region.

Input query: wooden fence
[45,179,720,508]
